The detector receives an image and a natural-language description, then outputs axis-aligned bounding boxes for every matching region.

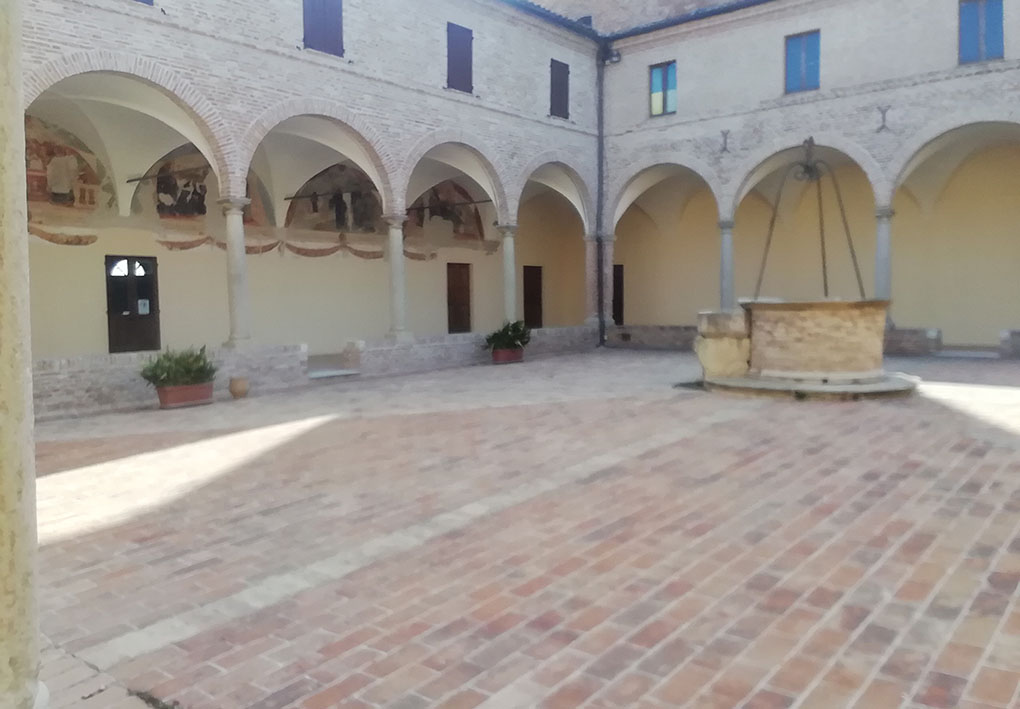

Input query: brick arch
[884,110,1020,206]
[510,151,595,235]
[24,50,235,188]
[400,129,511,224]
[723,133,887,218]
[237,98,397,213]
[608,154,724,231]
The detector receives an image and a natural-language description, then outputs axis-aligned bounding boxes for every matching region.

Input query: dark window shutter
[447,23,474,93]
[304,0,344,57]
[550,59,570,119]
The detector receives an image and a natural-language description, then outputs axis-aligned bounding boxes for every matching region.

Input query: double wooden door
[105,255,161,353]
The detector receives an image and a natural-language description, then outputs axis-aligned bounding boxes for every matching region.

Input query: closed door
[613,264,624,326]
[106,256,160,353]
[523,265,543,329]
[447,263,472,334]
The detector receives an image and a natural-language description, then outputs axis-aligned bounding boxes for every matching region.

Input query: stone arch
[237,98,397,213]
[609,155,724,232]
[24,51,234,189]
[400,129,511,224]
[512,151,595,234]
[884,110,1020,205]
[724,133,887,216]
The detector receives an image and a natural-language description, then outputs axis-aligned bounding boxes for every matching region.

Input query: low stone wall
[605,325,698,350]
[1001,331,1020,358]
[341,326,598,377]
[33,344,308,420]
[884,328,943,356]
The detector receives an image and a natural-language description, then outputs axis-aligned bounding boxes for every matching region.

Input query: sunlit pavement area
[35,351,1020,709]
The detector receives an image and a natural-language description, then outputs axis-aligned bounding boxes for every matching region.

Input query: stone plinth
[743,300,889,383]
[694,310,750,379]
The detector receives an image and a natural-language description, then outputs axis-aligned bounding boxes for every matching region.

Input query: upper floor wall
[605,0,1020,135]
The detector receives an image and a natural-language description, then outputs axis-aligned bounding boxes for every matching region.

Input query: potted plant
[484,321,532,364]
[141,346,218,409]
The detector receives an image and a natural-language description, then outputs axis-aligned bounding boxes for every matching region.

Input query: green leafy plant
[483,321,532,351]
[141,347,217,387]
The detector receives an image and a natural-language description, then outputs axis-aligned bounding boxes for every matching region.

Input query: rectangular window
[135,0,154,5]
[649,61,677,117]
[785,30,820,93]
[960,0,1004,64]
[550,59,570,119]
[304,0,344,57]
[447,23,474,93]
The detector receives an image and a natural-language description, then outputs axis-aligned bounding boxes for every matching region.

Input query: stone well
[744,300,888,383]
[694,300,917,398]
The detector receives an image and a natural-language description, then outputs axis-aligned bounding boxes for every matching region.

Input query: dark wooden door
[613,264,624,326]
[447,263,472,334]
[523,266,543,329]
[106,255,160,353]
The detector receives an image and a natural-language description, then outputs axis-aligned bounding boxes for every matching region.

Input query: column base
[386,330,415,345]
[222,336,254,350]
[35,682,49,709]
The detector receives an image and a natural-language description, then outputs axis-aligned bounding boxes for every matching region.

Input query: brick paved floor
[34,351,1020,708]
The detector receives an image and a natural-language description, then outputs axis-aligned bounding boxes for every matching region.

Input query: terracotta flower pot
[228,377,250,399]
[492,348,525,365]
[155,382,214,409]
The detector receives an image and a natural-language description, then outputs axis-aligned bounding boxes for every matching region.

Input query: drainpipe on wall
[595,39,609,346]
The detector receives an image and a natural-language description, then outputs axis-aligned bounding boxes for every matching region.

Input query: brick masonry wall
[23,0,599,217]
[341,326,597,377]
[885,328,943,357]
[33,344,308,420]
[605,325,699,350]
[999,331,1020,359]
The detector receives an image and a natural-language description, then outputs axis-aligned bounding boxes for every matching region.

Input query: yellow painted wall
[516,191,587,327]
[614,180,720,325]
[734,164,877,304]
[29,228,229,358]
[892,146,1020,347]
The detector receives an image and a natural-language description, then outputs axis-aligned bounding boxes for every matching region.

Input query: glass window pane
[651,93,664,116]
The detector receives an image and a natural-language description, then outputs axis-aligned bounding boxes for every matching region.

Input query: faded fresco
[285,162,383,234]
[406,180,485,241]
[137,145,270,227]
[25,115,115,217]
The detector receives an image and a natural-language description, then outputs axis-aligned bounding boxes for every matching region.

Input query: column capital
[718,220,735,231]
[383,214,407,229]
[496,224,518,239]
[875,206,895,220]
[218,197,251,215]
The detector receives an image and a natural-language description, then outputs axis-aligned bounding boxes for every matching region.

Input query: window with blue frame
[960,0,1004,64]
[135,0,154,5]
[650,61,677,117]
[785,31,820,93]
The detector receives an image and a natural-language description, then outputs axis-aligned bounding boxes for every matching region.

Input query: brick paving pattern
[35,352,1020,708]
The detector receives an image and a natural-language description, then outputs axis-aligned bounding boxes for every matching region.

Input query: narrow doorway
[106,255,160,353]
[612,264,624,326]
[447,262,472,333]
[523,265,543,329]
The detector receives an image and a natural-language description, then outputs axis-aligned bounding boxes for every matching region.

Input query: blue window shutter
[985,0,1005,59]
[304,0,343,57]
[785,35,802,92]
[447,23,473,93]
[805,31,820,89]
[650,65,664,115]
[960,1,981,63]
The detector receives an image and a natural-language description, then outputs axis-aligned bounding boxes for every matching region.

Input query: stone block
[694,335,750,379]
[697,310,750,339]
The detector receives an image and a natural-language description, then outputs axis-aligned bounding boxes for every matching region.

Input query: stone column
[497,225,517,323]
[875,206,894,300]
[584,236,599,325]
[586,235,615,325]
[1,0,47,706]
[218,198,253,346]
[719,220,735,310]
[384,215,412,341]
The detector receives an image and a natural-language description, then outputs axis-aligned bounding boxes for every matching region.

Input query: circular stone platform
[704,372,919,400]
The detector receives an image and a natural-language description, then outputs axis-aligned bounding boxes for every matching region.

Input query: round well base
[704,373,918,401]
